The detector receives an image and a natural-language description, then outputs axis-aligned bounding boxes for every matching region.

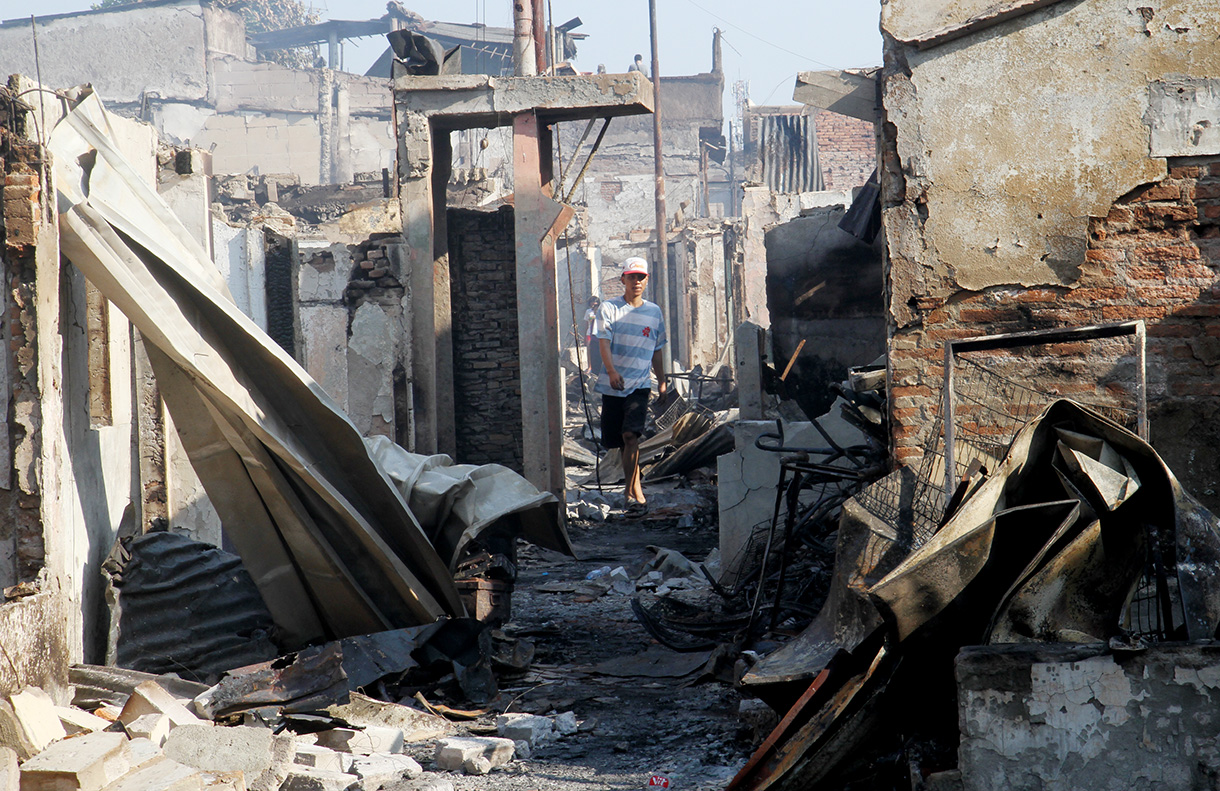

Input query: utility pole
[648,0,673,375]
[513,0,537,76]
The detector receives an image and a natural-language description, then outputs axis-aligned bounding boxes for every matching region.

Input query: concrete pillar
[319,70,334,186]
[512,112,571,496]
[335,83,352,185]
[736,321,766,419]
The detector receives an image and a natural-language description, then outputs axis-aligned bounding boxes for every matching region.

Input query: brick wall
[889,157,1220,507]
[814,110,874,190]
[447,206,523,471]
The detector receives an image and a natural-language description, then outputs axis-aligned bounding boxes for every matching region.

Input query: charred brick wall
[814,110,875,191]
[447,206,523,471]
[889,158,1220,506]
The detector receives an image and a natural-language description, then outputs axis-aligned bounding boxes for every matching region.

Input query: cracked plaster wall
[958,644,1220,790]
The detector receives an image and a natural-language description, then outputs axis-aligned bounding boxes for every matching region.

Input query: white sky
[1,0,882,109]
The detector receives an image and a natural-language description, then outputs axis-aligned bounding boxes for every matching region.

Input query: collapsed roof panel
[49,93,465,647]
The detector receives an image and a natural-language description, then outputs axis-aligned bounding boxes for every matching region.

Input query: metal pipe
[648,0,672,375]
[512,0,536,76]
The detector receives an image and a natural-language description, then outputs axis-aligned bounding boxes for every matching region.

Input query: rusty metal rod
[561,118,611,203]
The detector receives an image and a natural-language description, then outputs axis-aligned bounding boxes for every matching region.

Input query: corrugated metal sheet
[759,114,823,194]
[105,531,280,684]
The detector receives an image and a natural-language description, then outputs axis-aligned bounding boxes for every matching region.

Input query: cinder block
[163,725,274,776]
[18,731,130,791]
[118,684,206,730]
[313,728,403,756]
[432,737,514,772]
[347,754,422,786]
[10,689,67,752]
[100,757,202,791]
[494,714,552,747]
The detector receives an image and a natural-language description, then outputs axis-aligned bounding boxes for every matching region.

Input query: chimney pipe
[513,0,537,76]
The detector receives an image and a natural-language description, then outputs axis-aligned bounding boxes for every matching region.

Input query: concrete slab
[118,684,206,730]
[10,689,67,752]
[99,757,202,791]
[313,728,403,756]
[552,712,578,737]
[19,731,130,791]
[163,725,273,776]
[432,738,513,772]
[0,701,38,760]
[123,739,161,772]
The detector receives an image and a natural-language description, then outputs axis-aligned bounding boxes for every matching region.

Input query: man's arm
[651,347,667,395]
[601,338,624,390]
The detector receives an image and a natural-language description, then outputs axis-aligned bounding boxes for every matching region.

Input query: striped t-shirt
[594,297,667,396]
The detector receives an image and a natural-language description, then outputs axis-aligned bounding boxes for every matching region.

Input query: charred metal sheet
[870,500,1081,642]
[103,531,279,685]
[758,113,822,194]
[339,624,444,691]
[195,644,349,719]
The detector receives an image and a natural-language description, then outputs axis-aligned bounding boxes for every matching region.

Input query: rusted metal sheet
[196,643,349,719]
[758,114,822,195]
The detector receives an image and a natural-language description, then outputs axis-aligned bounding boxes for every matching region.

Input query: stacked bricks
[446,206,524,472]
[889,157,1220,506]
[814,110,875,190]
[346,237,404,310]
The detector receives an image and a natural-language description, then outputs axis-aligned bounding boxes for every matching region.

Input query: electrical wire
[677,0,842,71]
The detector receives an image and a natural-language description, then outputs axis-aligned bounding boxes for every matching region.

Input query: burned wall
[957,643,1220,791]
[447,206,523,471]
[766,207,885,417]
[881,0,1220,507]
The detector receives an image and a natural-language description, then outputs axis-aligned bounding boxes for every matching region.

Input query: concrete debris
[103,757,202,791]
[278,768,356,791]
[18,731,131,791]
[292,746,352,774]
[460,757,491,776]
[54,707,111,736]
[9,688,66,754]
[552,712,579,737]
[162,725,277,776]
[511,741,530,761]
[0,747,16,791]
[124,714,171,747]
[70,667,210,713]
[346,754,422,784]
[432,737,514,772]
[494,713,553,747]
[323,694,450,743]
[119,682,208,731]
[313,728,404,756]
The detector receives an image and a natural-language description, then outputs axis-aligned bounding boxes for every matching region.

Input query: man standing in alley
[597,257,667,513]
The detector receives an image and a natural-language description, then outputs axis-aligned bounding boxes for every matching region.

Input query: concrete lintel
[794,71,878,122]
[882,0,1067,50]
[393,72,654,130]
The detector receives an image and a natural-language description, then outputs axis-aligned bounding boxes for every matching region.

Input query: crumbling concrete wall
[766,207,885,417]
[957,643,1220,791]
[448,207,524,471]
[881,0,1220,507]
[674,220,735,370]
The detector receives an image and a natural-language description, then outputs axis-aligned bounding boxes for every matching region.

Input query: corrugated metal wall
[759,114,823,194]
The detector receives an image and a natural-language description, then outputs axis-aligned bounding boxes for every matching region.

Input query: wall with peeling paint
[881,0,1220,506]
[957,644,1220,790]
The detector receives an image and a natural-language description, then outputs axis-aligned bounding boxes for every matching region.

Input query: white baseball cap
[622,257,649,275]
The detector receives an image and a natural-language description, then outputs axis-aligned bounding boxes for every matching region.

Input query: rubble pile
[0,664,596,791]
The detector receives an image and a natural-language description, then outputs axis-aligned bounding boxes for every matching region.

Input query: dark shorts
[601,388,650,449]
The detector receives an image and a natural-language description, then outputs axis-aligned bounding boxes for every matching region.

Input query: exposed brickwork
[814,110,875,190]
[889,158,1220,502]
[447,206,523,472]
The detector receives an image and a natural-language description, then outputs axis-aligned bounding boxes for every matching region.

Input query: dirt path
[411,482,752,790]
